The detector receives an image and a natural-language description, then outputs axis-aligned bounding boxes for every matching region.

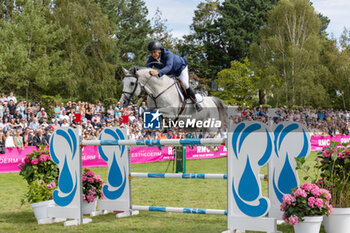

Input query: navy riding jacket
[146,48,187,77]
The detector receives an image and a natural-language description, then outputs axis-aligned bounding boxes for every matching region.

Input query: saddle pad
[174,81,204,104]
[186,94,204,104]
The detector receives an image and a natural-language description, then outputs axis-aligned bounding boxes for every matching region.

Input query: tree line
[1,0,350,110]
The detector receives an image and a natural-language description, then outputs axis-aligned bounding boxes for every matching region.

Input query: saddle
[175,80,204,104]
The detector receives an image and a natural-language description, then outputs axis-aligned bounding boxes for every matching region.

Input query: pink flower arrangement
[317,141,350,208]
[19,146,58,185]
[39,154,50,162]
[46,182,56,189]
[31,158,39,165]
[281,183,333,226]
[19,146,59,204]
[82,168,104,203]
[24,156,31,164]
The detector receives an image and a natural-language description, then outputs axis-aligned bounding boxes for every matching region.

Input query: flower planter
[323,208,350,233]
[293,216,323,233]
[30,200,55,222]
[82,198,98,215]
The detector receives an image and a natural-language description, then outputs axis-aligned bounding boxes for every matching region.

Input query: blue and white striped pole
[132,205,227,215]
[82,138,226,147]
[131,173,268,180]
[131,172,227,179]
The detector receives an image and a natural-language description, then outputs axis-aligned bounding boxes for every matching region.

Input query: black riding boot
[186,87,203,112]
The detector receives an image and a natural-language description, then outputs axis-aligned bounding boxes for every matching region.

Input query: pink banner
[0,135,348,173]
[310,135,350,151]
[82,146,107,168]
[130,145,227,164]
[0,146,108,173]
[0,147,36,173]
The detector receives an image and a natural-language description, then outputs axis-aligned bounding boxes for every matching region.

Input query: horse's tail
[211,97,228,129]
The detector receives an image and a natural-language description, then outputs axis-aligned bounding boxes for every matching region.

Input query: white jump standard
[48,120,310,233]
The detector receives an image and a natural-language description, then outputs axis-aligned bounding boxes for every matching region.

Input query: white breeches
[177,66,190,89]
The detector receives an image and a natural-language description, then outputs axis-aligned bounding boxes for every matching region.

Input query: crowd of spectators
[1,92,350,152]
[0,92,205,152]
[230,106,350,136]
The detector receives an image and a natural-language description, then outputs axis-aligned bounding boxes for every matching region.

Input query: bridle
[122,65,177,108]
[121,74,139,105]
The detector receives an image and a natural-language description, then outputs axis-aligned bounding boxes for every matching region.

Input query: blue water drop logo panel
[268,122,311,219]
[98,128,129,200]
[49,128,80,207]
[228,121,273,218]
[271,122,310,203]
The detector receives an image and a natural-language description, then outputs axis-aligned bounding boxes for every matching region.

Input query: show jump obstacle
[46,120,310,233]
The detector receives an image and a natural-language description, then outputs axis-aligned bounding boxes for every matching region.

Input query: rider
[146,41,203,112]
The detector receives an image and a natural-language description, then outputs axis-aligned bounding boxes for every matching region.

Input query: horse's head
[119,67,142,107]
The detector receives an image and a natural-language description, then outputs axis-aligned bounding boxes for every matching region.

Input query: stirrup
[195,103,203,112]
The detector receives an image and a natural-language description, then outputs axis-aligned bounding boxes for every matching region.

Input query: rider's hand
[149,70,159,77]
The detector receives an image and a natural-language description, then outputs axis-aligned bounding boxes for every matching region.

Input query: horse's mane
[130,66,173,81]
[129,66,148,74]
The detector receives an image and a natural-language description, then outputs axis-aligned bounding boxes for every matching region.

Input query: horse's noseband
[122,74,139,105]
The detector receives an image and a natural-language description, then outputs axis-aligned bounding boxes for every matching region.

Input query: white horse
[119,67,227,135]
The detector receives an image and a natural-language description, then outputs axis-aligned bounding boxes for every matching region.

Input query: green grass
[0,152,325,233]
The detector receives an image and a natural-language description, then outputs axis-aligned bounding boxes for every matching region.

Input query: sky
[143,0,350,40]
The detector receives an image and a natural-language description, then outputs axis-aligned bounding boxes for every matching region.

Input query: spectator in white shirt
[95,101,105,116]
[36,108,48,123]
[41,118,49,128]
[129,112,136,122]
[107,105,114,116]
[29,118,40,130]
[0,93,7,103]
[59,110,69,122]
[7,92,17,104]
[0,101,4,118]
[51,114,59,124]
[19,118,27,129]
[5,129,15,148]
[61,118,70,127]
[139,102,147,118]
[51,120,60,130]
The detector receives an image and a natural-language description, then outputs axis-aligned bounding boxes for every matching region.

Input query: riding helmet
[148,41,162,53]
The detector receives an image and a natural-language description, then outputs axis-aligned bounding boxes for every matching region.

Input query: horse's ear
[132,66,139,74]
[122,67,129,75]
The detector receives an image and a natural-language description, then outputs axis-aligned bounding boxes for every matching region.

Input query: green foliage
[18,146,59,204]
[103,98,118,110]
[0,0,72,100]
[150,8,177,51]
[261,104,272,109]
[218,0,277,61]
[97,0,152,71]
[40,95,55,119]
[290,105,303,110]
[179,0,222,80]
[179,0,277,82]
[320,29,350,110]
[53,0,117,102]
[251,0,329,108]
[315,142,350,207]
[212,58,257,106]
[22,180,56,204]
